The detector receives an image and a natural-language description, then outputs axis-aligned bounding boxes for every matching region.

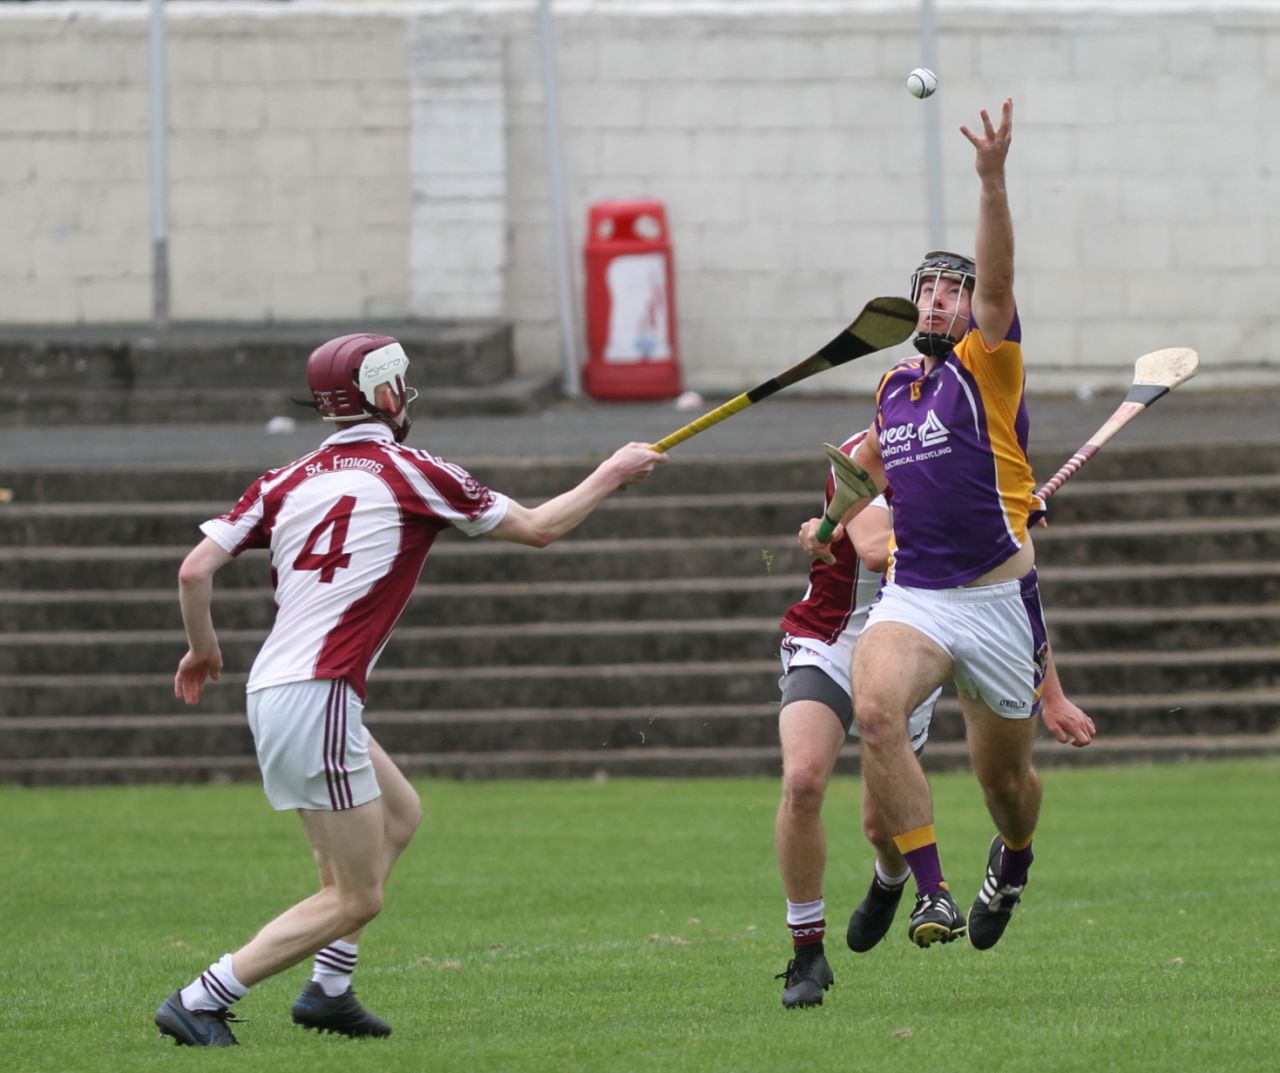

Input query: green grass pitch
[3,758,1277,1073]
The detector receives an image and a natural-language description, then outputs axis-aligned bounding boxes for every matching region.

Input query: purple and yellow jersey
[874,314,1035,588]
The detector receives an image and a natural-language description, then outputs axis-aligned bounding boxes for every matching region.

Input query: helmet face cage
[910,251,977,357]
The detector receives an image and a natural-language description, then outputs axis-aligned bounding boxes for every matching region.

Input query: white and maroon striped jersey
[200,423,509,700]
[778,430,889,645]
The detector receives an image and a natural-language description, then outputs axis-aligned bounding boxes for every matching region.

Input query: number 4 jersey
[199,423,510,700]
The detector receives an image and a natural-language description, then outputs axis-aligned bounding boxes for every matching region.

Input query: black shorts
[779,664,853,733]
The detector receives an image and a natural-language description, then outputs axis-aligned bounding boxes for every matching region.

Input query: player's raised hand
[175,646,223,705]
[961,97,1013,180]
[610,442,669,487]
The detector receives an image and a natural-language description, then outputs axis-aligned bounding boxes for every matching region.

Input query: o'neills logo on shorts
[999,698,1027,710]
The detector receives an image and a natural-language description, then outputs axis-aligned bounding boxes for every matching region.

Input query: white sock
[875,860,912,888]
[311,939,359,998]
[785,897,825,926]
[181,953,249,1012]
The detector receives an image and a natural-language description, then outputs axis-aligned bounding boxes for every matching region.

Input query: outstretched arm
[961,97,1017,348]
[175,537,233,705]
[488,442,667,548]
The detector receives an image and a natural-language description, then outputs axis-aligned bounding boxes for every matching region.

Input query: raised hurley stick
[816,444,878,543]
[1036,347,1200,502]
[650,296,917,453]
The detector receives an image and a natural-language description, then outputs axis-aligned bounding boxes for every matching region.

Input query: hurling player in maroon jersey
[156,334,666,1046]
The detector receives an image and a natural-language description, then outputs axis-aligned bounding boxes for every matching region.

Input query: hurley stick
[815,444,878,543]
[650,296,917,453]
[1036,347,1199,501]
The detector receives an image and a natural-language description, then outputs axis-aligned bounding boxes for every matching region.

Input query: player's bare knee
[862,814,896,846]
[852,701,900,750]
[780,763,828,817]
[387,792,423,852]
[339,885,384,931]
[978,763,1036,808]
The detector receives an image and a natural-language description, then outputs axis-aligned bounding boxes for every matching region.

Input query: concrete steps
[9,477,1280,547]
[3,686,1278,760]
[1,440,1272,501]
[0,321,564,424]
[2,440,1279,783]
[4,606,1280,677]
[4,645,1279,719]
[6,565,1280,634]
[5,518,1280,592]
[3,733,1277,786]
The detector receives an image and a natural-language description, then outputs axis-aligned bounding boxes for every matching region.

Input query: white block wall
[1,1,1277,394]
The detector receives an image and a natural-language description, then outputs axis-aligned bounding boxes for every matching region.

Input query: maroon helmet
[304,333,418,441]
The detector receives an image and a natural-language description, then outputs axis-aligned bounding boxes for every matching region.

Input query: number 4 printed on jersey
[293,496,355,583]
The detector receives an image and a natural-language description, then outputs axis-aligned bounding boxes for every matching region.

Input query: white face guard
[326,341,419,441]
[322,342,419,420]
[356,342,417,410]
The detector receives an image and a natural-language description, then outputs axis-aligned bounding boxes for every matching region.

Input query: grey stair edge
[4,735,1278,784]
[4,561,1279,602]
[6,694,1279,731]
[0,575,804,602]
[1032,515,1280,537]
[4,686,1279,725]
[0,618,788,647]
[385,734,1280,765]
[0,489,826,517]
[1054,646,1280,667]
[1047,604,1280,624]
[0,704,779,730]
[13,475,1280,513]
[11,606,1280,645]
[4,436,1278,470]
[6,516,1280,557]
[3,647,1278,690]
[1,378,560,418]
[1040,473,1280,494]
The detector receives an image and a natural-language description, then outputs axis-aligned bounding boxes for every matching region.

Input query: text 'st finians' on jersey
[201,423,509,699]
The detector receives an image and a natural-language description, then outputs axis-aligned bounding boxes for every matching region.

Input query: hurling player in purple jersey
[801,99,1091,955]
[155,334,666,1047]
[778,438,1095,1007]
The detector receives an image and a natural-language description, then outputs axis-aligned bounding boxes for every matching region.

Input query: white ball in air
[906,67,938,99]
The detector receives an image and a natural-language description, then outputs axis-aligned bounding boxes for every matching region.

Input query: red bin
[582,199,683,400]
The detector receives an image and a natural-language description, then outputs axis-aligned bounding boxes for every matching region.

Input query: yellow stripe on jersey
[954,332,1035,546]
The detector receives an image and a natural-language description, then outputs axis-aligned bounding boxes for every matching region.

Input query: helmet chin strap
[369,380,416,443]
[913,332,956,359]
[366,410,406,442]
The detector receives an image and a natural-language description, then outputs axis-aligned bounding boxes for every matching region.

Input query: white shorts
[246,678,382,812]
[865,569,1049,720]
[779,633,939,751]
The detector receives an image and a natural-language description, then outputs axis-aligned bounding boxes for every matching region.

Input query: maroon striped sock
[788,918,826,954]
